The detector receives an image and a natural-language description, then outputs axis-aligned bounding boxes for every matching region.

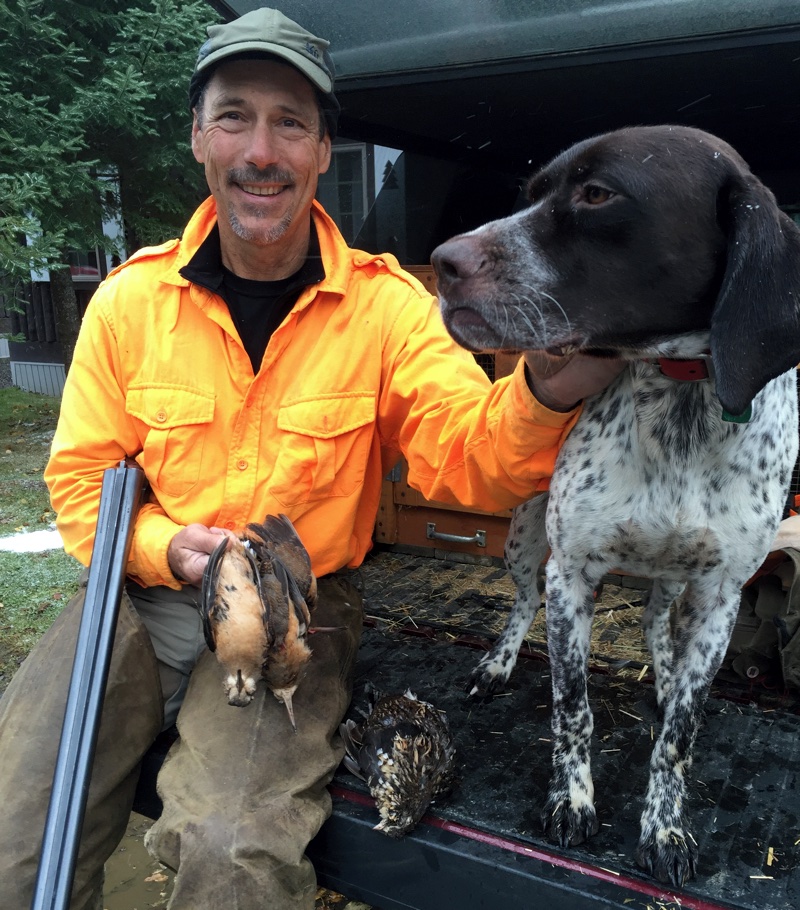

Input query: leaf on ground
[144,871,169,883]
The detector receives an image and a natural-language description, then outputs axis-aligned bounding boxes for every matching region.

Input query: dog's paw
[635,828,697,886]
[464,657,513,698]
[541,794,599,847]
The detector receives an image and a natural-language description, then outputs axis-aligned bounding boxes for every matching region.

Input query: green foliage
[0,0,214,287]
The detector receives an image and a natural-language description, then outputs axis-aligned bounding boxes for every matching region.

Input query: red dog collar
[648,354,752,422]
[653,355,714,382]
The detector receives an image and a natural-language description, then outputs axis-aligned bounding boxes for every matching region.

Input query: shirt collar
[179,222,325,295]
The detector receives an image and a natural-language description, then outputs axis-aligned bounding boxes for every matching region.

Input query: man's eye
[583,184,613,205]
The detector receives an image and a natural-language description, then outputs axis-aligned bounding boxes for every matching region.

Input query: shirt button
[237,459,248,471]
[156,410,167,423]
[224,520,235,530]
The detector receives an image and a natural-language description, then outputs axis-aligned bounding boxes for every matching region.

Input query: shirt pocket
[271,392,376,507]
[126,385,215,498]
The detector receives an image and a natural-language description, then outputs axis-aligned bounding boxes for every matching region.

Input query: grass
[0,387,82,689]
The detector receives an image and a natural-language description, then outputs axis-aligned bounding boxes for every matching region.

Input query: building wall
[1,280,93,396]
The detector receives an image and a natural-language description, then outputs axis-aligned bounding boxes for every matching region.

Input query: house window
[67,248,104,281]
[317,144,370,243]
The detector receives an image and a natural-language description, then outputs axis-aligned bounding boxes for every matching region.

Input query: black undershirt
[221,269,297,373]
[180,224,325,374]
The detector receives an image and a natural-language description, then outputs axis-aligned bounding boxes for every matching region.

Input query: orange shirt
[46,198,578,587]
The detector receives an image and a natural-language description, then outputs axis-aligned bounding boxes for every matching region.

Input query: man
[0,8,622,909]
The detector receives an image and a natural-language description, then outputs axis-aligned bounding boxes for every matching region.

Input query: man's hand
[168,524,236,587]
[523,351,627,412]
[770,514,800,553]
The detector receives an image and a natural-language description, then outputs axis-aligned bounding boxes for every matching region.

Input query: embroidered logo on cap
[195,38,212,65]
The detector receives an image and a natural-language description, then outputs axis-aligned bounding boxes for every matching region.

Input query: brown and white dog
[431,125,800,885]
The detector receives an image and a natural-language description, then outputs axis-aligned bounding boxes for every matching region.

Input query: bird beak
[272,685,299,733]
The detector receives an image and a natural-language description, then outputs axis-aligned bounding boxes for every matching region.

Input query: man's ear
[191,112,204,164]
[318,133,332,176]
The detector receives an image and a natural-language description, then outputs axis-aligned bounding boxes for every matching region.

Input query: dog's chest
[544,368,798,579]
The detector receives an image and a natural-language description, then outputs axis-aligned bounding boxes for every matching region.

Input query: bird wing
[247,514,317,608]
[283,558,312,632]
[259,555,313,696]
[260,555,293,647]
[200,535,231,652]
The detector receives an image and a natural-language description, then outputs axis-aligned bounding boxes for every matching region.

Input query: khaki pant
[0,572,363,910]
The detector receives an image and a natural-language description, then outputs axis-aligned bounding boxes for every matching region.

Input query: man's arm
[45,299,189,589]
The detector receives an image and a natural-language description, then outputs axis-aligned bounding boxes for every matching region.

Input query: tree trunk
[49,264,81,375]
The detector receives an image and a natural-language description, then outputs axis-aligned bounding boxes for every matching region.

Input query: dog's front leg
[541,558,600,846]
[641,579,685,711]
[635,579,741,886]
[467,496,549,697]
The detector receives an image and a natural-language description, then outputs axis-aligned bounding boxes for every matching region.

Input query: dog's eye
[583,184,614,205]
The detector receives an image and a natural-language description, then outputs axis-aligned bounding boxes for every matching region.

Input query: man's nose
[244,125,279,169]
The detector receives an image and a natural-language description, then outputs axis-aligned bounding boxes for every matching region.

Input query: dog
[430,125,800,886]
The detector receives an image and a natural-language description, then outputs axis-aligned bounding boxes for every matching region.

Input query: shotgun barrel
[31,460,146,910]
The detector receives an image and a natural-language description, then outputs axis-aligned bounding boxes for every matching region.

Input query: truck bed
[136,548,800,909]
[311,549,800,910]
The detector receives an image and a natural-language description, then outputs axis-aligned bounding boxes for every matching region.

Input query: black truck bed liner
[312,621,799,910]
[135,549,800,909]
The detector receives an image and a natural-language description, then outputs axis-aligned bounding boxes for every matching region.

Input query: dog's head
[431,125,800,416]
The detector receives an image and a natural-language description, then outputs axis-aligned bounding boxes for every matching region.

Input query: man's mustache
[227,167,296,187]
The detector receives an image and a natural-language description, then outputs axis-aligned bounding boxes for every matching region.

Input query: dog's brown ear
[711,171,800,416]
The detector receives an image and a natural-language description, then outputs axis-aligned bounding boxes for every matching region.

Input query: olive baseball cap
[189,7,340,137]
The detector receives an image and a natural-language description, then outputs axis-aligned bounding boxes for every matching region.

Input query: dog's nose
[431,236,488,287]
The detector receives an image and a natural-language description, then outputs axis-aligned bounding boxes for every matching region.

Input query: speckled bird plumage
[340,688,457,837]
[201,514,317,729]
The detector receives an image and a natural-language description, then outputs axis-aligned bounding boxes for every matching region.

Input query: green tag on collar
[722,404,752,423]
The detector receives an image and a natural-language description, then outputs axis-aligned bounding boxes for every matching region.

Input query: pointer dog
[431,125,800,885]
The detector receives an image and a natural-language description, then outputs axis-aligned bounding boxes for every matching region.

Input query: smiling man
[0,8,623,910]
[192,56,331,274]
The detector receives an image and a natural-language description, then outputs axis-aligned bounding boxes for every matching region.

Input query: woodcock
[200,514,318,731]
[340,688,457,837]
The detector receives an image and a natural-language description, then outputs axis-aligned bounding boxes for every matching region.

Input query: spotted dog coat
[431,126,800,886]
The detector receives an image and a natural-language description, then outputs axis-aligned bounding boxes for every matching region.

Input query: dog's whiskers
[497,287,570,350]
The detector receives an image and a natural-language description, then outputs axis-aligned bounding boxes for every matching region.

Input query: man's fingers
[168,524,232,586]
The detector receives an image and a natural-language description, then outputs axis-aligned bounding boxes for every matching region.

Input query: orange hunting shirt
[46,198,578,587]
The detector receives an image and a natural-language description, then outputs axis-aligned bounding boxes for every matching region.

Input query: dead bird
[340,688,457,837]
[200,514,317,730]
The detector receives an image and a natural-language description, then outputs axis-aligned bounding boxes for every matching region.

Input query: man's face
[192,58,331,261]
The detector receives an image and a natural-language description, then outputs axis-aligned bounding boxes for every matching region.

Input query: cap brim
[195,42,332,94]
